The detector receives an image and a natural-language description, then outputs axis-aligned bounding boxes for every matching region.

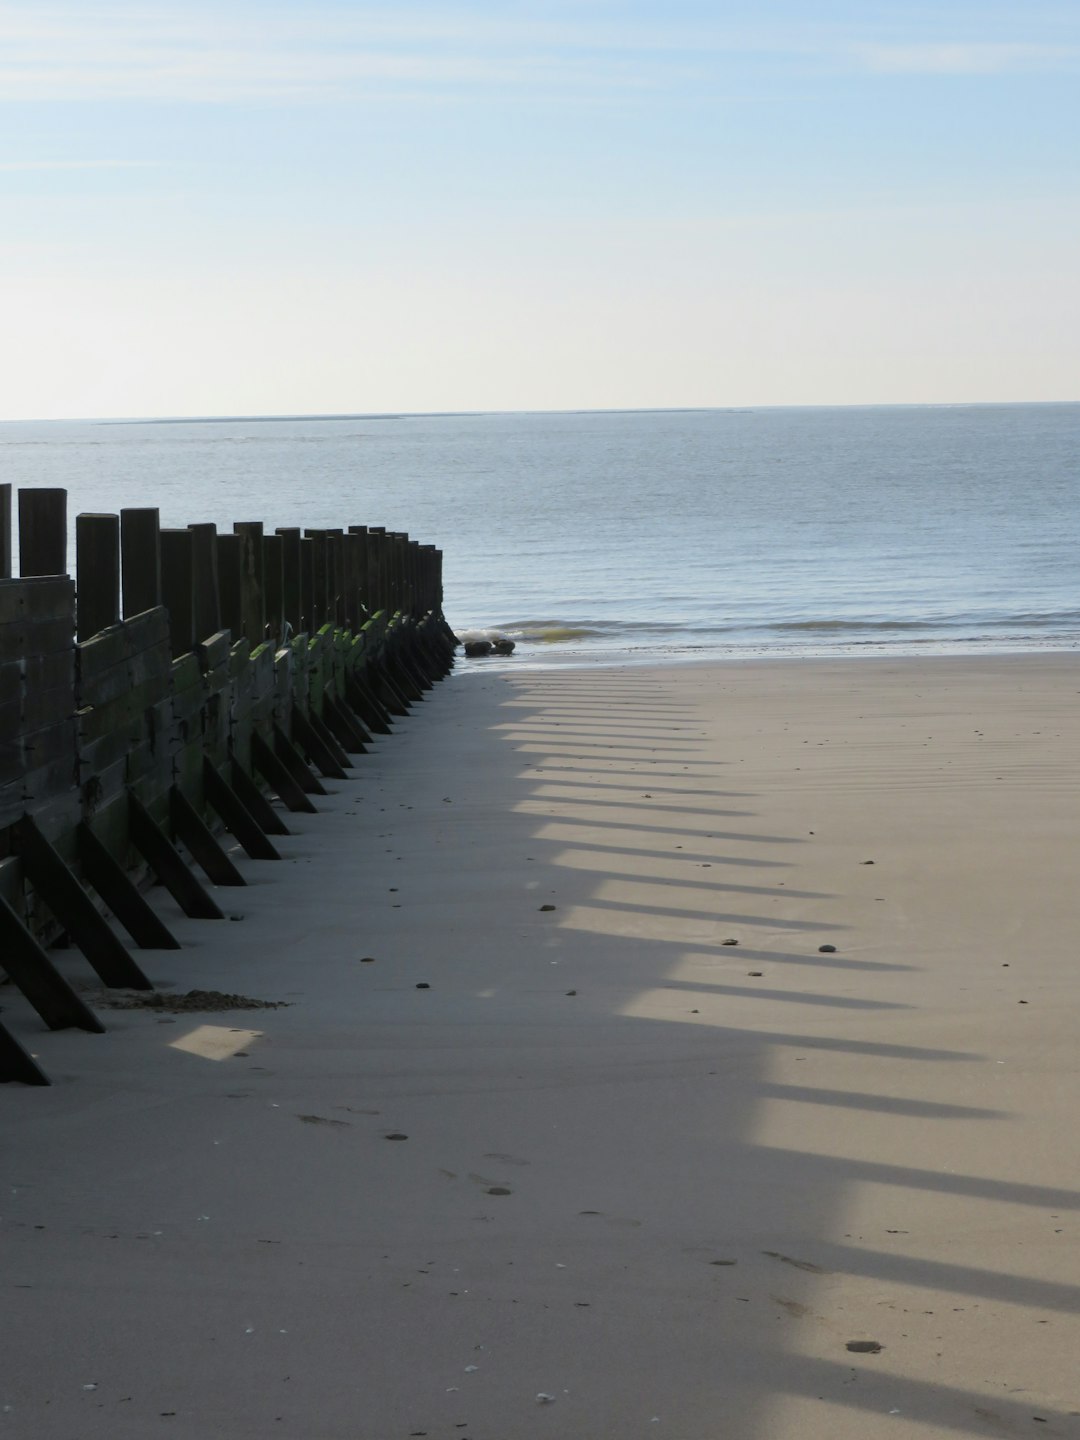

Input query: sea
[2,404,1078,667]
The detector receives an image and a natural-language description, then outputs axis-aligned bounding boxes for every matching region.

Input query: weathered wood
[14,815,152,989]
[365,526,387,613]
[234,521,265,645]
[120,508,162,617]
[346,669,393,734]
[230,757,292,834]
[304,530,329,630]
[251,731,317,814]
[189,522,221,645]
[75,513,121,641]
[18,489,67,577]
[160,528,195,657]
[276,528,301,636]
[292,705,348,779]
[263,534,284,645]
[0,483,11,580]
[169,785,246,887]
[217,532,242,640]
[299,536,316,633]
[324,691,371,753]
[203,758,280,860]
[0,1019,50,1085]
[77,821,181,949]
[0,892,106,1032]
[273,722,328,796]
[128,790,225,920]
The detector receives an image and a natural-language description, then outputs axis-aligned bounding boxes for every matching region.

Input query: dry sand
[2,654,1079,1438]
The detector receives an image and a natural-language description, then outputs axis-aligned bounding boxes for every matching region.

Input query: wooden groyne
[0,484,455,1085]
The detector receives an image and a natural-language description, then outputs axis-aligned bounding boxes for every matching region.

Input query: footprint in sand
[578,1210,642,1228]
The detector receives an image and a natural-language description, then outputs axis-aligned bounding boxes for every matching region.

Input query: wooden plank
[160,529,195,658]
[203,758,281,860]
[121,508,161,618]
[0,575,74,625]
[251,731,317,813]
[234,521,265,646]
[77,821,181,950]
[128,791,225,920]
[0,1020,50,1086]
[75,513,121,641]
[0,892,106,1032]
[230,758,291,836]
[189,522,221,645]
[0,484,10,580]
[14,816,152,989]
[169,786,246,887]
[18,489,67,577]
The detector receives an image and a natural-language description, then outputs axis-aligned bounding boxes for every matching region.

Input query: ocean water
[2,404,1078,665]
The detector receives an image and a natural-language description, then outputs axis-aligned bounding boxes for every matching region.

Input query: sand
[2,653,1079,1438]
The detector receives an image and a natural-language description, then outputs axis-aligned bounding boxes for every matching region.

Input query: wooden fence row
[0,484,456,1085]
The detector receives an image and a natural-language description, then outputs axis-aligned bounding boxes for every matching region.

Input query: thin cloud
[0,158,157,170]
[0,6,1077,104]
[856,41,1080,75]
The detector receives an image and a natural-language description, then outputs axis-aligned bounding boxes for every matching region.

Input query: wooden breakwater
[0,484,456,1085]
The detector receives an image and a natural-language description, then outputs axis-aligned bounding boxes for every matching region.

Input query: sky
[1,1,1078,419]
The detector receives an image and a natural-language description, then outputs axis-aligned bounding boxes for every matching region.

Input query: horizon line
[2,398,1079,427]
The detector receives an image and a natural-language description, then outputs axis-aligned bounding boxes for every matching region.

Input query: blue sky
[2,2,1078,418]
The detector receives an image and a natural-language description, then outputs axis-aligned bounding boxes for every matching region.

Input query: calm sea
[2,405,1078,665]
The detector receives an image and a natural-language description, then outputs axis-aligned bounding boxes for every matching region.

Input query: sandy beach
[3,653,1079,1439]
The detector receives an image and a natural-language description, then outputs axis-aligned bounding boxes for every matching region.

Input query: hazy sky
[2,1,1078,419]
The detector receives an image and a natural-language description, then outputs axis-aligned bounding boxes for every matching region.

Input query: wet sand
[3,654,1079,1438]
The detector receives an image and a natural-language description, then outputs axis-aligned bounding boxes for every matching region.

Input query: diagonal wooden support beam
[14,817,153,990]
[292,706,348,778]
[323,691,370,753]
[251,732,318,814]
[346,672,393,734]
[128,792,225,920]
[308,705,352,769]
[0,1019,50,1085]
[0,895,106,1032]
[230,758,292,834]
[203,759,281,860]
[76,823,181,950]
[169,786,247,887]
[273,723,328,796]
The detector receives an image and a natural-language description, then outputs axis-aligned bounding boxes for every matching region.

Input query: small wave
[501,621,607,643]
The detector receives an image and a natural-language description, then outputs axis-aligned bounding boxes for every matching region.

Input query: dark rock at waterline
[464,640,494,657]
[491,638,515,655]
[818,944,837,953]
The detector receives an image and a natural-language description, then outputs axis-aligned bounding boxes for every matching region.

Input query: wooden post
[217,533,242,641]
[0,483,11,579]
[120,508,161,617]
[420,544,436,613]
[366,526,386,614]
[327,529,346,626]
[299,536,316,633]
[276,527,301,636]
[75,513,121,641]
[305,529,328,629]
[233,521,265,645]
[19,488,67,576]
[263,533,284,645]
[347,525,369,619]
[160,528,195,658]
[407,539,421,617]
[188,522,221,645]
